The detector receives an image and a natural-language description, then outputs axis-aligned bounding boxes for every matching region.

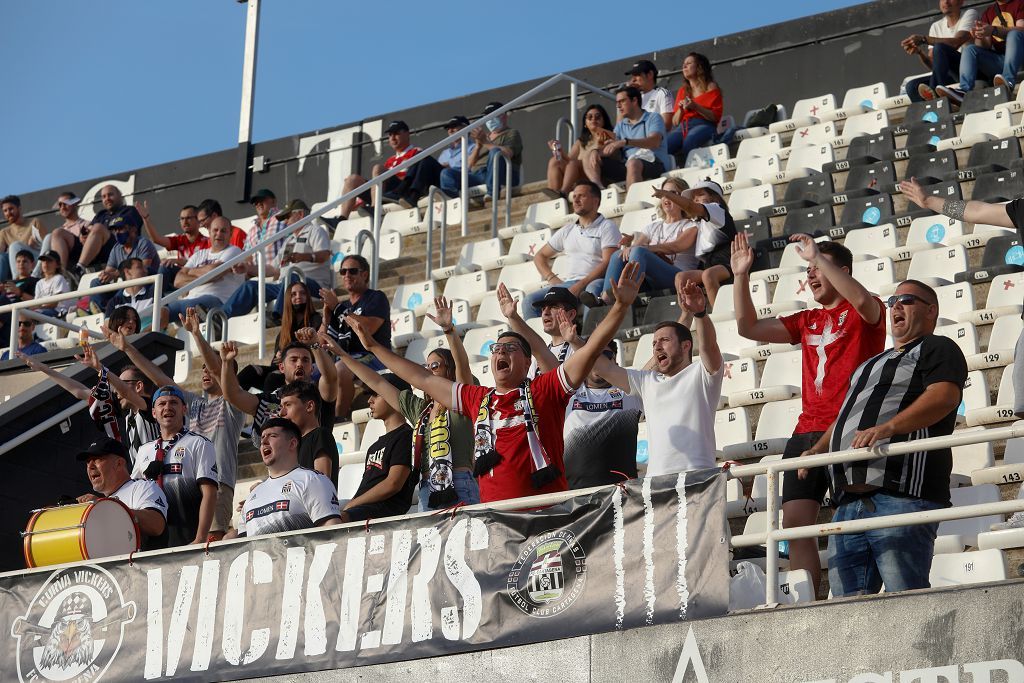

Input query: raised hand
[789,233,819,262]
[320,302,331,334]
[730,232,754,277]
[679,280,707,314]
[136,199,151,221]
[553,308,579,346]
[609,261,644,307]
[897,177,927,209]
[178,307,202,336]
[344,315,374,349]
[220,340,238,362]
[425,296,454,332]
[100,323,127,351]
[496,283,520,320]
[75,342,102,371]
[319,287,339,310]
[295,327,318,345]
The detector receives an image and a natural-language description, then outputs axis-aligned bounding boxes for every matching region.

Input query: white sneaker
[990,511,1024,531]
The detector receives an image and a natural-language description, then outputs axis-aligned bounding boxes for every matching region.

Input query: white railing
[0,274,164,358]
[727,423,1024,605]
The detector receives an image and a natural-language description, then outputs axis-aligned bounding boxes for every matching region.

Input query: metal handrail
[725,423,1024,605]
[203,307,229,344]
[19,309,105,342]
[0,274,163,358]
[425,186,449,279]
[554,116,575,154]
[490,152,514,237]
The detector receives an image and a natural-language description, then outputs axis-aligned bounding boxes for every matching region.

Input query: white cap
[687,179,725,199]
[53,194,81,209]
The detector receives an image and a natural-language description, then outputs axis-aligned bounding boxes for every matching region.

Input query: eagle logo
[11,565,135,682]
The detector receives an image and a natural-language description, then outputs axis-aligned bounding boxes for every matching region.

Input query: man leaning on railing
[799,279,967,596]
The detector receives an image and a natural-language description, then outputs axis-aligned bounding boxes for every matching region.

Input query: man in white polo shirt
[525,180,620,317]
[163,216,242,325]
[587,280,723,475]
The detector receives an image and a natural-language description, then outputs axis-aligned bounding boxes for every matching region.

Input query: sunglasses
[489,342,524,355]
[886,293,931,307]
[18,320,33,328]
[423,360,444,371]
[339,267,364,276]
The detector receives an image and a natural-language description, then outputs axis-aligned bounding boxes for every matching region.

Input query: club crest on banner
[10,565,136,683]
[506,529,586,618]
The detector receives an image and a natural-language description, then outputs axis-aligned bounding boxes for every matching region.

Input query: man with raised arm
[320,296,481,510]
[132,385,219,547]
[75,437,168,550]
[902,176,1024,530]
[502,285,579,377]
[587,280,723,476]
[225,418,341,539]
[344,263,645,503]
[102,307,247,540]
[277,380,339,484]
[731,232,887,598]
[800,279,967,596]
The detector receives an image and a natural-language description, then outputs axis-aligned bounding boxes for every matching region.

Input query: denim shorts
[827,490,943,597]
[418,469,480,512]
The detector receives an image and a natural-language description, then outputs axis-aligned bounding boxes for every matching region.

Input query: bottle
[549,140,563,162]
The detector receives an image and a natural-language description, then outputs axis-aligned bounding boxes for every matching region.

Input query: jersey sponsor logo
[571,398,624,413]
[246,499,291,522]
[162,463,183,475]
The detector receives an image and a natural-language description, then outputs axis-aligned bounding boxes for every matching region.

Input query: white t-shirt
[639,219,698,270]
[626,361,723,476]
[642,87,674,116]
[238,467,341,537]
[35,274,71,312]
[183,245,243,301]
[692,203,730,258]
[546,214,621,281]
[928,9,978,53]
[276,223,333,288]
[529,340,577,378]
[107,478,168,519]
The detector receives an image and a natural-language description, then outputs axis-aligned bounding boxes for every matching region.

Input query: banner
[0,470,727,682]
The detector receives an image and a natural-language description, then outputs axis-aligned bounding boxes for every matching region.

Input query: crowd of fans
[3,15,1024,601]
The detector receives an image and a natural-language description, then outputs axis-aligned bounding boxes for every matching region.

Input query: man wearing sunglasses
[343,263,645,503]
[801,279,967,596]
[1,318,46,360]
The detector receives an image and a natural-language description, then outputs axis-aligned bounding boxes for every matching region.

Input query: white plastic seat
[936,109,1015,151]
[770,94,838,133]
[830,82,888,121]
[728,350,801,407]
[684,143,730,169]
[337,464,363,501]
[432,238,503,279]
[631,333,655,369]
[227,312,263,345]
[332,215,372,242]
[965,363,1017,426]
[843,224,899,259]
[497,261,545,295]
[723,398,802,458]
[754,236,829,284]
[937,485,1004,546]
[710,280,769,322]
[966,272,1024,325]
[423,195,464,228]
[669,164,726,189]
[393,281,437,315]
[343,417,387,462]
[173,349,191,384]
[715,407,752,451]
[720,357,760,408]
[77,271,103,291]
[441,271,490,306]
[929,549,1008,587]
[624,178,665,207]
[331,421,361,457]
[480,229,551,271]
[723,134,783,174]
[935,321,979,360]
[391,309,418,347]
[787,121,837,149]
[768,270,818,314]
[469,358,493,385]
[618,208,661,235]
[499,198,570,238]
[948,426,996,486]
[967,315,1020,370]
[477,288,523,325]
[728,185,776,220]
[723,155,780,192]
[832,110,889,148]
[932,281,975,324]
[882,245,968,294]
[851,256,896,296]
[403,335,449,364]
[970,418,1024,485]
[420,298,471,337]
[381,207,423,236]
[463,324,509,362]
[773,144,835,184]
[960,370,990,424]
[599,186,626,217]
[715,318,770,361]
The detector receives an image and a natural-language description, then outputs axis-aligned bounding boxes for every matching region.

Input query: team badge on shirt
[838,310,848,327]
[281,481,293,494]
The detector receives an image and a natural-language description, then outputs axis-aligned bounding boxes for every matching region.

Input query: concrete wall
[242,579,1024,682]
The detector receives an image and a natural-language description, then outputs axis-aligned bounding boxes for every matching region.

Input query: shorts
[781,431,830,505]
[600,156,665,183]
[211,483,235,533]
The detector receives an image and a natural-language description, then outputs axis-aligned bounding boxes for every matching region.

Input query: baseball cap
[444,115,470,129]
[37,250,61,265]
[249,188,276,204]
[152,385,186,403]
[481,102,504,116]
[274,199,310,220]
[76,437,130,463]
[626,59,658,77]
[531,286,580,310]
[53,194,81,209]
[384,120,409,134]
[687,179,725,201]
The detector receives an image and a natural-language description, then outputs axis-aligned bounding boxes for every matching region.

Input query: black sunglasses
[18,320,33,327]
[886,293,931,307]
[339,267,364,276]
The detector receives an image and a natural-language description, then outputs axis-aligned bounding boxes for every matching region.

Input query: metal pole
[371,200,383,289]
[765,467,779,605]
[256,251,266,362]
[569,81,579,142]
[504,157,513,229]
[237,0,261,145]
[151,272,163,333]
[8,308,18,359]
[460,135,469,237]
[490,154,500,238]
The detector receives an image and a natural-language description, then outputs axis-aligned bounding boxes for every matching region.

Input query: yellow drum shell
[23,498,139,568]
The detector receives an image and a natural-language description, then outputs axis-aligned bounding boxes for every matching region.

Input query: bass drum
[23,498,140,568]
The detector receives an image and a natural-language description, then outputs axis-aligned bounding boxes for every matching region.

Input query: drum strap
[154,429,187,489]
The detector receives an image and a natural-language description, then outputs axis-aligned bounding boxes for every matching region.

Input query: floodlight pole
[234,0,261,202]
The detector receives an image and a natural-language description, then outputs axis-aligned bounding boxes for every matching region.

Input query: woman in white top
[33,250,71,317]
[597,177,696,304]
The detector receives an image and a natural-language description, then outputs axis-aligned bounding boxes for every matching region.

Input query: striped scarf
[473,380,560,489]
[412,401,458,508]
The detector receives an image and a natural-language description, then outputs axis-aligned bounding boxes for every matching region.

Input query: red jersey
[983,1,1024,53]
[167,233,210,259]
[779,298,886,433]
[453,366,574,503]
[385,147,421,180]
[230,225,247,249]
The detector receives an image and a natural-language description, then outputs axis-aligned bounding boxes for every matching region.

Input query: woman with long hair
[666,53,723,163]
[237,281,322,392]
[545,104,616,199]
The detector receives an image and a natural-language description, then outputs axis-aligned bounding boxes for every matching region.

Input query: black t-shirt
[327,289,392,355]
[252,386,335,446]
[95,205,144,230]
[13,274,38,297]
[298,426,340,485]
[353,424,416,517]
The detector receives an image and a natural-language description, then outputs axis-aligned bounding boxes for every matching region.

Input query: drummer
[76,437,168,549]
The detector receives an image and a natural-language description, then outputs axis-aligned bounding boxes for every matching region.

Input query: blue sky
[1,0,864,195]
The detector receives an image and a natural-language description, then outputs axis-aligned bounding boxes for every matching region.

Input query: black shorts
[781,430,830,505]
[601,156,665,183]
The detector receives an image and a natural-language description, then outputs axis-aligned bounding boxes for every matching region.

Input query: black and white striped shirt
[829,335,967,505]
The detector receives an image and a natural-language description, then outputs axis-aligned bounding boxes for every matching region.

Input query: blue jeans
[1,241,38,281]
[827,490,943,597]
[417,470,480,512]
[440,148,520,197]
[907,43,962,101]
[165,294,226,321]
[603,247,681,296]
[667,118,716,161]
[960,30,1024,91]
[221,274,323,318]
[523,278,605,319]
